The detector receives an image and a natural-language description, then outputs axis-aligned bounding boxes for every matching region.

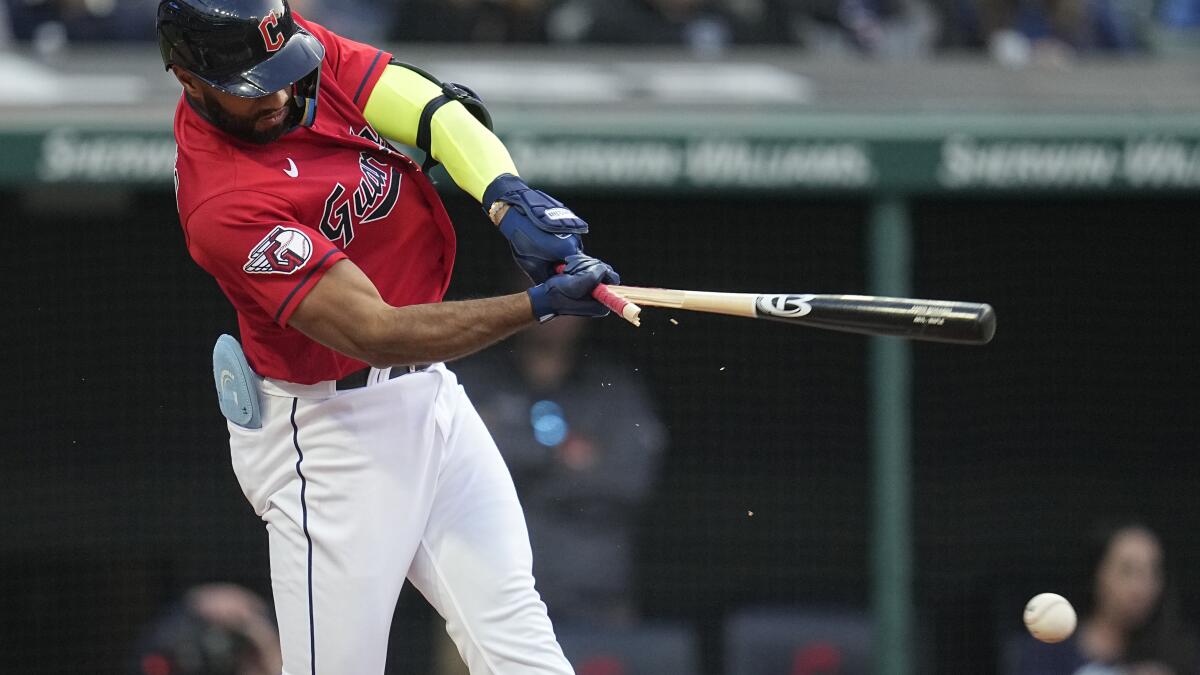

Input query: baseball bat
[604,286,996,344]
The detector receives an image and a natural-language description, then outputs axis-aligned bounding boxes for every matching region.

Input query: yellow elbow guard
[365,63,516,202]
[400,65,494,171]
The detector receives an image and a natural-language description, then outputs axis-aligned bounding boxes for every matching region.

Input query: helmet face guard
[158,0,325,126]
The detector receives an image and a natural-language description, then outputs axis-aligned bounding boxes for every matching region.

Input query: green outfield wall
[4,113,1199,193]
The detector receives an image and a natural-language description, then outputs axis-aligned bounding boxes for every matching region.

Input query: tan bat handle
[606,286,758,319]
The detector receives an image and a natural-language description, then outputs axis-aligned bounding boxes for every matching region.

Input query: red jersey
[175,17,456,384]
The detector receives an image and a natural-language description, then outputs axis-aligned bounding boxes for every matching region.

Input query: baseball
[1023,593,1077,643]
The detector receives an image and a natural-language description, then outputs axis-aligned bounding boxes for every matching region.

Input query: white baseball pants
[227,363,573,675]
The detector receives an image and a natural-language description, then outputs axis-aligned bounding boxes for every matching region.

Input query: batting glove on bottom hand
[527,254,621,322]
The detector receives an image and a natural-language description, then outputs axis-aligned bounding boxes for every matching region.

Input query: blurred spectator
[0,0,11,48]
[1153,0,1200,53]
[547,0,739,54]
[1158,0,1200,29]
[454,315,667,627]
[719,0,798,42]
[937,0,1149,64]
[131,583,282,675]
[287,0,393,43]
[0,0,384,45]
[775,0,939,56]
[1012,522,1198,675]
[390,0,553,43]
[6,0,156,43]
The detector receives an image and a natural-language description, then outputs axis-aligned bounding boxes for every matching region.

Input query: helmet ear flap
[292,66,320,127]
[296,93,317,127]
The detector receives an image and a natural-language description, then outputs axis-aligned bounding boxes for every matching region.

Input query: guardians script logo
[319,126,402,247]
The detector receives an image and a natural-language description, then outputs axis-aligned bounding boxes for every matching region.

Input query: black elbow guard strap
[390,59,493,172]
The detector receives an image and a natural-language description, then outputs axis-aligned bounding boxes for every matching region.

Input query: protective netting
[6,188,1200,673]
[911,197,1200,673]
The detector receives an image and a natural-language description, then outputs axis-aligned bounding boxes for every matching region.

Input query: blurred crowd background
[2,0,1200,63]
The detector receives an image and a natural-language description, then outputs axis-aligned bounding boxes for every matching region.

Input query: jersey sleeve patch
[244,226,314,275]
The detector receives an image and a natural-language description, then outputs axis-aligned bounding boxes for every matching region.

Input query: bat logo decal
[756,294,815,318]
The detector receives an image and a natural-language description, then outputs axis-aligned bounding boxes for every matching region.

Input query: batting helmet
[157,0,324,126]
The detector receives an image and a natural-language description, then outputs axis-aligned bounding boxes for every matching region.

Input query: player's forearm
[357,294,535,368]
[290,261,535,368]
[363,66,517,202]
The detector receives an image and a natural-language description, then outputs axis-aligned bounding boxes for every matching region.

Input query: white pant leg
[229,370,448,675]
[407,382,574,675]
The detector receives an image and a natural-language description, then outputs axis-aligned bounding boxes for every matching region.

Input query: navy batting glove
[484,174,587,283]
[527,254,621,322]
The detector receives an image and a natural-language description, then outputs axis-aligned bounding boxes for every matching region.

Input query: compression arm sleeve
[363,64,518,203]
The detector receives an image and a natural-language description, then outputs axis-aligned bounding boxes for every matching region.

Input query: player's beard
[198,89,300,145]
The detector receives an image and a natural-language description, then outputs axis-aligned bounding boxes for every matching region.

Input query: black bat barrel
[755,294,996,345]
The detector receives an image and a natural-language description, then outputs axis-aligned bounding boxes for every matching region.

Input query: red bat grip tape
[553,263,631,317]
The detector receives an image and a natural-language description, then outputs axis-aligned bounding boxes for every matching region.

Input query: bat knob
[976,304,997,344]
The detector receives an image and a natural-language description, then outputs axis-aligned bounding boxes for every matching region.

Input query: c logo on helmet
[259,11,285,52]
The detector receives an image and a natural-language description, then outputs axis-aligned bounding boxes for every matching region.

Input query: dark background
[4,188,1199,673]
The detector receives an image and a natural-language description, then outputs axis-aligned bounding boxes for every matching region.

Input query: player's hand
[484,174,586,283]
[527,254,620,322]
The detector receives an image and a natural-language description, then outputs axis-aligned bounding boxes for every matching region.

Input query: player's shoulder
[184,187,295,231]
[174,145,249,227]
[293,13,392,92]
[173,100,238,180]
[179,186,298,263]
[174,108,294,221]
[293,13,325,38]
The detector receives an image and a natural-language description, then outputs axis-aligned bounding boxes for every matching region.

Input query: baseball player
[158,0,619,672]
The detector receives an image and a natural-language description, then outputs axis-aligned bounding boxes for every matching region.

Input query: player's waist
[261,363,440,398]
